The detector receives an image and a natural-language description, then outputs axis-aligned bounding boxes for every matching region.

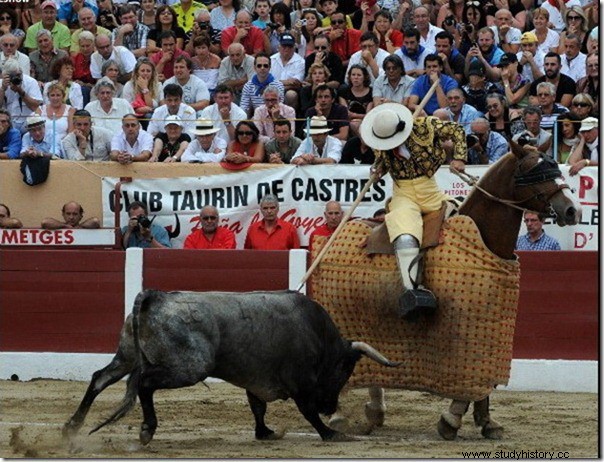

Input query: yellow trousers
[385,176,450,245]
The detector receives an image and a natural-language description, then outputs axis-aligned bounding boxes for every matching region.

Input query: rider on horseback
[360,103,468,319]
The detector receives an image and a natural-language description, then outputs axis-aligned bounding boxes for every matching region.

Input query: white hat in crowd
[165,115,183,128]
[26,115,46,129]
[308,116,331,135]
[193,119,220,136]
[579,117,598,132]
[360,103,413,151]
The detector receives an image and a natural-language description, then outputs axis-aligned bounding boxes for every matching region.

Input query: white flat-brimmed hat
[193,118,220,136]
[308,116,331,135]
[360,103,413,151]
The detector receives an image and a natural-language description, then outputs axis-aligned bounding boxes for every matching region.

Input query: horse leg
[437,399,469,440]
[365,386,386,427]
[473,396,504,440]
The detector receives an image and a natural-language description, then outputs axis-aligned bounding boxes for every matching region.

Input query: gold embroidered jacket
[374,117,467,180]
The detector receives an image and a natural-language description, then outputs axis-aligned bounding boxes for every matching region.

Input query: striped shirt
[516,232,561,251]
[240,79,285,114]
[111,23,149,53]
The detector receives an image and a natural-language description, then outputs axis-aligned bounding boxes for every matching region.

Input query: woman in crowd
[436,0,465,29]
[373,9,402,53]
[36,82,75,144]
[350,0,380,32]
[584,0,598,30]
[150,116,191,162]
[484,92,523,141]
[530,8,559,54]
[224,121,265,164]
[456,1,487,56]
[191,36,221,96]
[147,6,187,55]
[96,0,121,31]
[575,52,598,114]
[210,0,239,31]
[44,57,84,110]
[554,113,581,163]
[72,31,97,107]
[90,59,124,101]
[138,0,157,30]
[266,2,292,54]
[300,63,330,116]
[498,53,530,108]
[290,0,320,26]
[570,93,595,120]
[558,6,589,52]
[338,64,373,136]
[0,8,25,49]
[122,58,162,129]
[296,8,322,57]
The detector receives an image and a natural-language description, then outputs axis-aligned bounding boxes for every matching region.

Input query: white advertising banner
[0,228,116,246]
[101,165,598,251]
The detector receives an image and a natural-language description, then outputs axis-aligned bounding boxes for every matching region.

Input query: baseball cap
[41,0,57,9]
[279,33,295,46]
[164,115,183,127]
[468,61,485,77]
[497,52,518,68]
[579,117,598,132]
[520,32,538,44]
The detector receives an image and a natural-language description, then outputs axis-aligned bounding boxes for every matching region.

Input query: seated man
[0,59,43,134]
[516,211,561,251]
[0,109,22,159]
[217,43,255,105]
[0,203,23,229]
[0,34,31,76]
[111,4,149,58]
[309,200,344,251]
[199,84,246,146]
[151,30,191,83]
[270,33,305,111]
[464,27,504,82]
[20,115,62,159]
[567,116,599,176]
[24,0,71,53]
[62,109,113,161]
[326,11,361,68]
[110,114,154,164]
[467,117,509,165]
[181,118,227,163]
[161,56,210,116]
[240,53,285,118]
[511,106,552,155]
[58,0,99,30]
[220,10,266,56]
[408,54,458,116]
[264,118,301,164]
[253,86,295,142]
[345,32,389,85]
[29,29,69,84]
[291,116,342,164]
[304,84,349,142]
[394,27,432,79]
[121,200,171,249]
[41,201,100,229]
[183,205,236,249]
[147,84,196,138]
[90,35,136,84]
[84,78,133,134]
[244,194,300,250]
[440,88,482,134]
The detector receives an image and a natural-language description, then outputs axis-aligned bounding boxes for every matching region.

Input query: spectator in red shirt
[183,205,237,249]
[221,10,267,57]
[309,200,343,252]
[244,194,300,250]
[151,30,191,83]
[328,11,361,68]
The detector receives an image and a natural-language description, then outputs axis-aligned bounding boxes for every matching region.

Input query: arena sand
[0,379,598,458]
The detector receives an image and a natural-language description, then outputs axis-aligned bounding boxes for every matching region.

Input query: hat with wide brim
[219,161,254,171]
[308,115,332,134]
[360,103,413,151]
[193,118,220,136]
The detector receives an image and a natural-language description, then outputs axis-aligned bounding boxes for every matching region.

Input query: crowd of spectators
[0,0,598,169]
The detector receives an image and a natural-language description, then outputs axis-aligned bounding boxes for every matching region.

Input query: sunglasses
[314,45,327,50]
[331,19,345,24]
[201,216,218,220]
[256,63,270,68]
[572,102,590,107]
[197,21,210,26]
[466,0,480,6]
[486,104,499,110]
[0,15,11,20]
[567,15,582,20]
[237,131,254,136]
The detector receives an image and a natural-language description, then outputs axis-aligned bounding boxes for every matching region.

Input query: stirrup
[399,287,437,321]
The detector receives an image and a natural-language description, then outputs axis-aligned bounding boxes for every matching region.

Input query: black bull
[63,289,399,443]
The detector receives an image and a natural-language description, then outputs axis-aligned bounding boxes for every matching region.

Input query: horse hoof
[437,416,459,441]
[328,414,349,433]
[364,403,385,427]
[481,423,504,440]
[61,422,78,441]
[139,425,155,445]
[324,431,357,442]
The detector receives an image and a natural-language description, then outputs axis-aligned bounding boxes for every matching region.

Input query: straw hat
[308,116,331,135]
[359,103,413,150]
[192,119,220,136]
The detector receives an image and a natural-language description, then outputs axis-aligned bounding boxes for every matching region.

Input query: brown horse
[317,143,581,440]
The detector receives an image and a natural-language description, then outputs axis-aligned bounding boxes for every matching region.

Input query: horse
[310,142,581,440]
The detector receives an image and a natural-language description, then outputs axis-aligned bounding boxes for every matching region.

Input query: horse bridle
[452,155,571,218]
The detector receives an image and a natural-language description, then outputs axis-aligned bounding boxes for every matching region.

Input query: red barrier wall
[0,249,598,360]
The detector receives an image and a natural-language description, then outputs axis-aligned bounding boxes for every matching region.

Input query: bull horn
[351,342,401,367]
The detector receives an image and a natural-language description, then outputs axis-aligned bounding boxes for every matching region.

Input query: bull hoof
[61,421,79,441]
[364,403,385,427]
[139,424,155,445]
[437,416,459,441]
[328,414,349,433]
[481,422,504,440]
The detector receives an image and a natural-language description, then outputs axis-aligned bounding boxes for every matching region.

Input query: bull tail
[89,367,141,434]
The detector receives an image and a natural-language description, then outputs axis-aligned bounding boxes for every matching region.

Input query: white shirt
[181,137,228,162]
[394,47,433,75]
[561,52,587,83]
[90,46,137,79]
[43,80,84,110]
[199,103,247,146]
[0,51,31,76]
[490,25,522,46]
[110,129,154,156]
[5,75,43,133]
[419,23,443,52]
[147,103,197,138]
[530,28,560,55]
[586,138,598,161]
[516,49,546,81]
[84,97,133,134]
[161,75,210,116]
[270,52,305,82]
[372,74,415,103]
[121,81,161,108]
[292,135,342,163]
[62,126,113,161]
[345,48,390,84]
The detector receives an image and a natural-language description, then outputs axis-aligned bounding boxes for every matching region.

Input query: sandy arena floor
[0,379,598,458]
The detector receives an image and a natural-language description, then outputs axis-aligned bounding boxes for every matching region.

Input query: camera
[443,15,456,27]
[136,215,152,229]
[300,19,307,26]
[266,22,280,29]
[517,133,538,147]
[9,75,22,86]
[198,20,210,29]
[466,134,480,148]
[465,23,474,34]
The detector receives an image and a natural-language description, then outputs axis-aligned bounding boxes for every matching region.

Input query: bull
[63,289,399,444]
